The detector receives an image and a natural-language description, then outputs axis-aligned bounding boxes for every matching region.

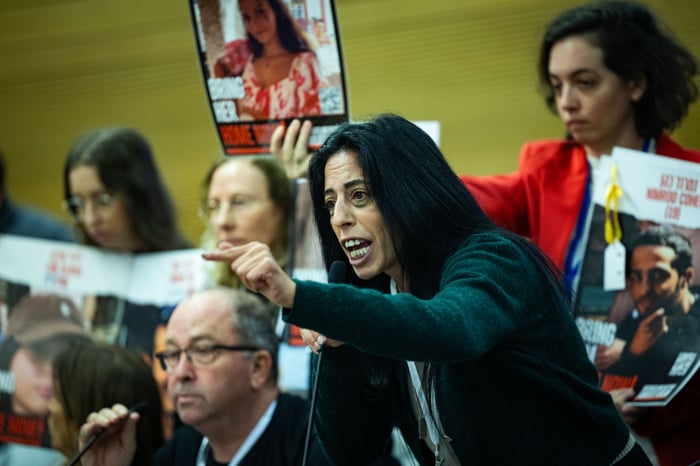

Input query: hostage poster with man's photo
[189,0,349,154]
[575,148,700,406]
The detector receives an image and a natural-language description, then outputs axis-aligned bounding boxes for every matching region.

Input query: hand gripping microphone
[301,261,346,466]
[67,402,150,466]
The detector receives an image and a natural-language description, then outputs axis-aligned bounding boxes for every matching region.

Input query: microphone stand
[301,345,324,466]
[300,261,345,466]
[66,402,148,466]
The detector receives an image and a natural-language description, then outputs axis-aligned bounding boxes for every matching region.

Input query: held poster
[0,232,317,448]
[0,236,206,448]
[189,0,349,154]
[575,148,700,406]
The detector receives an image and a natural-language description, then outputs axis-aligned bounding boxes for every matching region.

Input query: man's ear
[249,350,273,390]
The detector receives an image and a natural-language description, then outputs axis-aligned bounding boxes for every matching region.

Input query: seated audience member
[77,288,331,466]
[200,157,291,292]
[48,341,164,465]
[62,126,191,355]
[63,127,189,253]
[200,156,292,329]
[0,149,73,242]
[205,114,652,465]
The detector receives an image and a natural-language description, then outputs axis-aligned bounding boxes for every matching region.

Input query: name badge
[603,240,626,291]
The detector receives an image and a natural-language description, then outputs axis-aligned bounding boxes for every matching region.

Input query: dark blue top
[0,197,74,242]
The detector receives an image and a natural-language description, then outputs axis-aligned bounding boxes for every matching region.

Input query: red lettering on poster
[0,415,45,446]
[45,249,82,288]
[659,174,674,188]
[252,123,279,147]
[599,373,638,392]
[676,176,698,192]
[219,125,255,146]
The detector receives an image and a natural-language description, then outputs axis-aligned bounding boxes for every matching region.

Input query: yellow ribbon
[604,164,624,245]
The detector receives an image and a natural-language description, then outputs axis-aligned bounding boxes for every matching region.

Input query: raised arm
[270,119,313,179]
[203,241,297,308]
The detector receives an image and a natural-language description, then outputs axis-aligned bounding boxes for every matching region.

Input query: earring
[631,87,645,102]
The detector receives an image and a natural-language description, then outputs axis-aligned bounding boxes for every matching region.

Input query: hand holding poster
[576,148,700,406]
[190,0,348,154]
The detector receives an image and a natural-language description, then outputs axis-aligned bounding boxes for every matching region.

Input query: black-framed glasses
[155,344,261,372]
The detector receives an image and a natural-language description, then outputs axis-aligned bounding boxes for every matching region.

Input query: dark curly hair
[538,0,698,138]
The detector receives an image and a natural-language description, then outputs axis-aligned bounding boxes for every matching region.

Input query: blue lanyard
[563,171,591,294]
[563,138,652,294]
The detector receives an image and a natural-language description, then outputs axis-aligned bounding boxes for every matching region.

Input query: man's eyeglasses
[63,192,117,220]
[154,344,261,372]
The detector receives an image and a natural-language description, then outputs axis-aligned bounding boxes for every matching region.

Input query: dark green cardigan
[285,232,632,465]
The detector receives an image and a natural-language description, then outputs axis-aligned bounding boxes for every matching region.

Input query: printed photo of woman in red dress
[218,0,326,120]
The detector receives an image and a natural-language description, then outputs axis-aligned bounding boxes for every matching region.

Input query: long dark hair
[538,0,698,139]
[309,114,568,302]
[63,127,190,252]
[242,0,312,58]
[308,114,571,422]
[53,342,164,465]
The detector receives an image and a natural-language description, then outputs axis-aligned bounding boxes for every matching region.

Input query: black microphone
[327,260,347,282]
[301,260,346,466]
[67,402,150,466]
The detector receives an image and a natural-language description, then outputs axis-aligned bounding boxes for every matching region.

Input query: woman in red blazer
[462,2,699,465]
[462,2,699,282]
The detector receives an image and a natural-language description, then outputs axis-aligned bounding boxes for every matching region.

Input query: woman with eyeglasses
[63,127,189,253]
[62,127,191,363]
[200,157,291,290]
